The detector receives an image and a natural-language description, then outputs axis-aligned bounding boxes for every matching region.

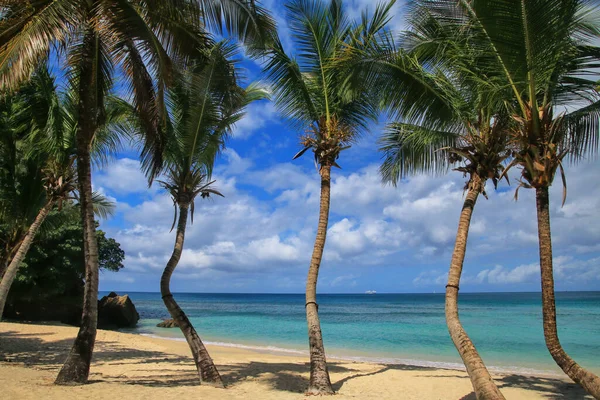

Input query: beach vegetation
[0,0,275,385]
[0,66,119,320]
[153,42,267,387]
[263,0,396,393]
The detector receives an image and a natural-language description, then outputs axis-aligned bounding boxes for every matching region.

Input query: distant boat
[365,290,377,295]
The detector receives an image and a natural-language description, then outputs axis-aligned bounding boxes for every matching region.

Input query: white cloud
[330,274,359,288]
[247,235,301,262]
[475,263,540,285]
[102,147,600,292]
[94,158,152,195]
[413,270,447,287]
[221,149,253,175]
[231,101,278,139]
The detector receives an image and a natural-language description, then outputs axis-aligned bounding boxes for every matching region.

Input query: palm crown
[1,0,276,176]
[264,0,392,170]
[157,42,267,227]
[369,5,514,193]
[405,0,600,196]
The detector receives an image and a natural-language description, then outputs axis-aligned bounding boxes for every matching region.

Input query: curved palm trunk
[446,178,505,400]
[0,251,9,280]
[0,200,54,319]
[161,203,223,387]
[0,253,9,281]
[536,187,600,398]
[0,239,24,281]
[55,29,101,385]
[305,164,334,395]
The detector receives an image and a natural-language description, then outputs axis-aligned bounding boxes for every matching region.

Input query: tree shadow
[0,327,593,398]
[446,374,591,400]
[332,363,441,392]
[0,329,197,383]
[221,361,354,393]
[497,374,592,399]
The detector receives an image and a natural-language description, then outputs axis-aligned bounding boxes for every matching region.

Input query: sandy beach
[0,322,592,399]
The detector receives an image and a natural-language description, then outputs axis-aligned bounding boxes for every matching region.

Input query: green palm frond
[0,0,78,91]
[563,99,600,160]
[1,0,277,185]
[379,123,461,185]
[265,0,390,170]
[264,39,320,126]
[198,0,277,55]
[90,191,115,220]
[401,0,600,202]
[154,41,263,227]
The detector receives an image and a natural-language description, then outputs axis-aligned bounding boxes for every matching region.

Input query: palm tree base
[55,348,92,385]
[306,384,335,395]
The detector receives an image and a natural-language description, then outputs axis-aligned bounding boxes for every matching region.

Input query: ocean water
[105,291,600,376]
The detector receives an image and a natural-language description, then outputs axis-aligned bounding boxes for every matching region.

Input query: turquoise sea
[105,291,600,376]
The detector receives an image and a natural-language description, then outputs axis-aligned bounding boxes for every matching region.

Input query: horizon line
[99,290,600,295]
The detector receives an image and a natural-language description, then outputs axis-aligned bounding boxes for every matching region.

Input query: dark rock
[156,318,179,328]
[98,292,139,329]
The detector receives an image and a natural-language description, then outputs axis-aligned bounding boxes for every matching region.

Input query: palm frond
[198,0,277,55]
[90,191,115,220]
[379,122,460,185]
[264,39,319,125]
[0,0,78,91]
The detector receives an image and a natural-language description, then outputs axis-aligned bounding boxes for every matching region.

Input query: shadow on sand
[0,327,592,398]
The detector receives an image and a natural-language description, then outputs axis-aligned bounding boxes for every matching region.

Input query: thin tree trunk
[0,238,23,281]
[161,203,223,387]
[0,252,9,281]
[536,186,600,398]
[0,200,54,319]
[305,164,334,395]
[55,28,101,386]
[446,177,505,400]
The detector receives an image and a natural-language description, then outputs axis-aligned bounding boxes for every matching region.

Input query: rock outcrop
[98,292,139,329]
[156,318,179,328]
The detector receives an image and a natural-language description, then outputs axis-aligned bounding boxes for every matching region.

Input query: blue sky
[93,0,600,294]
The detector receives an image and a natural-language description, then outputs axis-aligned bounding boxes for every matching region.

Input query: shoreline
[1,321,592,399]
[139,332,564,379]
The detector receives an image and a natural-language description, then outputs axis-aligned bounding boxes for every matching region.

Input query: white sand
[0,322,591,399]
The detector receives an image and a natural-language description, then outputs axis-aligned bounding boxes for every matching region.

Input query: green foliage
[157,42,266,226]
[0,0,277,180]
[0,68,52,264]
[264,0,391,169]
[405,0,600,189]
[0,66,118,276]
[9,204,124,304]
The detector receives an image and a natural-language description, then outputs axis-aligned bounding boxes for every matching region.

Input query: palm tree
[380,110,511,399]
[263,0,393,393]
[154,42,267,386]
[0,0,275,384]
[354,9,513,398]
[0,66,120,319]
[402,1,600,397]
[0,73,49,282]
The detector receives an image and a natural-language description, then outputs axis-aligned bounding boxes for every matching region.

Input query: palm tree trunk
[161,203,223,387]
[55,28,101,385]
[0,200,54,319]
[446,177,505,400]
[0,252,9,281]
[305,164,334,395]
[536,186,600,398]
[55,140,99,385]
[0,239,23,281]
